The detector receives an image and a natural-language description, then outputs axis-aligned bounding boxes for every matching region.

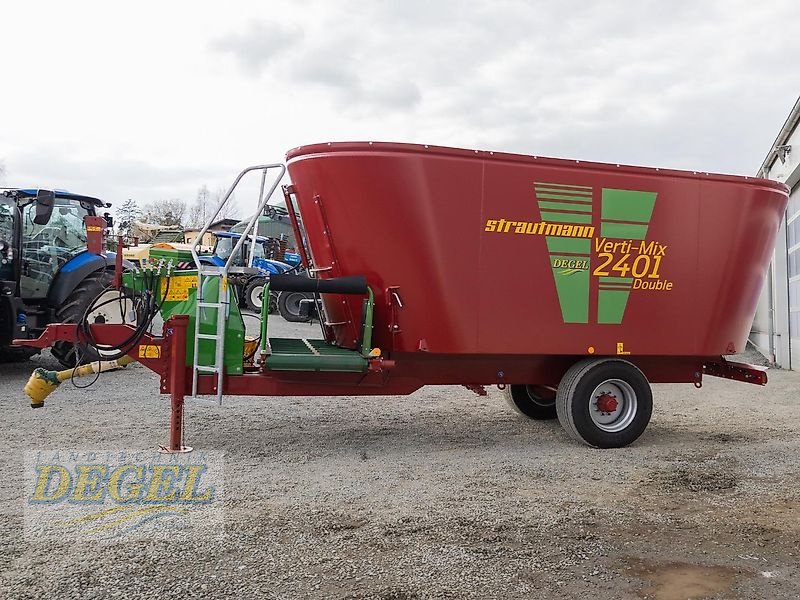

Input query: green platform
[265,338,368,372]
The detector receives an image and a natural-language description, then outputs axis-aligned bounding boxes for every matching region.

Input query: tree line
[116,185,240,236]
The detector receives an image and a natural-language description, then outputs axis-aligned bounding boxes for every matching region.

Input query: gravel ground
[1,316,800,599]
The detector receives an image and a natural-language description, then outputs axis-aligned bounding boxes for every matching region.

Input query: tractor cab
[19,190,106,298]
[1,189,110,295]
[0,188,122,364]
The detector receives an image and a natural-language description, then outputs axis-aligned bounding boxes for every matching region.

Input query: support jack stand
[158,315,194,454]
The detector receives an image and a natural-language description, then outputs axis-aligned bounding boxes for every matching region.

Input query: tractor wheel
[277,291,313,323]
[244,278,268,311]
[51,270,133,367]
[555,358,652,449]
[268,291,279,314]
[504,384,557,420]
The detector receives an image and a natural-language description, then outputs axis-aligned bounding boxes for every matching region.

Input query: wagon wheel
[278,291,313,322]
[504,385,557,420]
[555,358,652,448]
[244,278,268,311]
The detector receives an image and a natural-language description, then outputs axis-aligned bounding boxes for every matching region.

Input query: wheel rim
[588,379,638,432]
[86,290,136,358]
[524,385,555,407]
[87,290,133,326]
[284,292,304,315]
[249,286,263,309]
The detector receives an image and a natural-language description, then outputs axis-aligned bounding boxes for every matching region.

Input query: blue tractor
[199,231,302,312]
[0,188,128,365]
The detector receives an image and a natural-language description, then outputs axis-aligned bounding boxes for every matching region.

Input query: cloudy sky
[1,0,798,218]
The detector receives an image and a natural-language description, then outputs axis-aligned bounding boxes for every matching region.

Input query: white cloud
[213,20,301,74]
[0,0,798,217]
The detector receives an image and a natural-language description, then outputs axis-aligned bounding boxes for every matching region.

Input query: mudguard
[48,252,133,307]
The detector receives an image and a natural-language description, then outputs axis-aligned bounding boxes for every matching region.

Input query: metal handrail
[189,163,286,278]
[188,163,286,404]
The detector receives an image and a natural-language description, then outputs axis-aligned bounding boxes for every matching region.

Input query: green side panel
[169,284,245,375]
[600,222,649,240]
[266,338,368,372]
[149,246,194,263]
[123,269,200,316]
[600,189,657,223]
[539,211,592,224]
[600,277,634,285]
[597,289,631,324]
[122,269,244,373]
[546,237,591,254]
[537,201,593,213]
[549,253,590,323]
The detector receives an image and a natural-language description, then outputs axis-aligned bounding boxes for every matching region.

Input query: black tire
[268,291,278,314]
[555,358,652,449]
[277,291,313,323]
[51,270,121,367]
[504,384,557,420]
[244,278,268,311]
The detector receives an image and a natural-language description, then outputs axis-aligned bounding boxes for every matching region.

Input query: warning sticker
[138,345,161,359]
[162,275,198,301]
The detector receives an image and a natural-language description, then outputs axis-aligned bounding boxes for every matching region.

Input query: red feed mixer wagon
[16,142,789,450]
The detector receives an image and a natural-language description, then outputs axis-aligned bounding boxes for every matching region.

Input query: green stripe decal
[549,254,589,323]
[600,222,649,239]
[598,290,630,324]
[532,182,659,326]
[535,187,592,195]
[546,237,591,254]
[537,201,593,213]
[535,182,592,191]
[601,189,657,222]
[535,193,594,202]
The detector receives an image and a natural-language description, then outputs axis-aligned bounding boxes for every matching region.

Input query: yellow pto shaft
[24,355,136,408]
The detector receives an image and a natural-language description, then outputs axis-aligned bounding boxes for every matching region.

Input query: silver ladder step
[191,274,230,406]
[197,302,223,309]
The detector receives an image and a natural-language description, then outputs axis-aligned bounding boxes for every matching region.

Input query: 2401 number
[593,253,663,279]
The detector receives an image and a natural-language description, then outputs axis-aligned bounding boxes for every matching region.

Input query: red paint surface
[168,315,188,451]
[84,215,107,256]
[286,142,788,362]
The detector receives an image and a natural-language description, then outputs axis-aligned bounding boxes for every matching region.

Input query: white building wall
[749,271,774,361]
[753,108,800,369]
